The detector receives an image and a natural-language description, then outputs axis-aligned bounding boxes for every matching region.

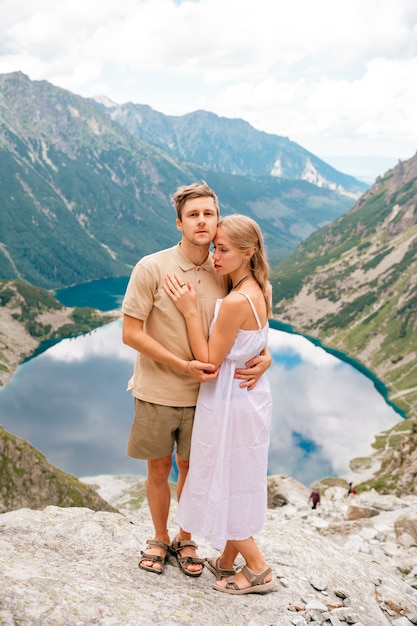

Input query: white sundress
[176,293,272,549]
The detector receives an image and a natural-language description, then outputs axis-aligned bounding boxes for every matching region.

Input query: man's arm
[122,314,219,383]
[234,345,272,390]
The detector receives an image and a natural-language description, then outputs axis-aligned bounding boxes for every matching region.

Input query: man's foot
[138,539,170,574]
[170,535,204,577]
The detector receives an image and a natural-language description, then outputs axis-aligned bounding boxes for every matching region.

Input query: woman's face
[212,225,245,276]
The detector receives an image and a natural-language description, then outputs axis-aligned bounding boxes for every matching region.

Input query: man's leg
[176,453,188,501]
[141,455,172,572]
[174,454,203,574]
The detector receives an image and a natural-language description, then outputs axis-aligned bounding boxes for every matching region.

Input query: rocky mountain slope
[366,417,417,496]
[94,98,367,199]
[271,152,417,423]
[0,426,118,513]
[0,279,118,387]
[336,416,417,497]
[1,474,416,625]
[0,71,354,288]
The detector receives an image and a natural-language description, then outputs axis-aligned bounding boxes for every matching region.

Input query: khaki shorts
[127,398,196,461]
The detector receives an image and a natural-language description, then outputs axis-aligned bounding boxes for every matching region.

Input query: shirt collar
[175,243,214,273]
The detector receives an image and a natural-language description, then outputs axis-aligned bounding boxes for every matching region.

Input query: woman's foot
[205,556,236,580]
[214,565,276,594]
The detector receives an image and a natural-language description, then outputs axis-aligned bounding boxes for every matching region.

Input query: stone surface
[0,475,417,625]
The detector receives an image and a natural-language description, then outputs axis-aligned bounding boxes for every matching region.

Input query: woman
[163,214,275,595]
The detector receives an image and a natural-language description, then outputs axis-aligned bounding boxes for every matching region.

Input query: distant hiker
[347,482,357,496]
[308,488,321,509]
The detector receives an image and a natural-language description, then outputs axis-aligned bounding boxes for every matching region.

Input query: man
[122,181,271,576]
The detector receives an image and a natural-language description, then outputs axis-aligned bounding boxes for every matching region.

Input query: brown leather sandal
[213,565,276,594]
[169,535,205,577]
[138,539,169,574]
[205,556,236,580]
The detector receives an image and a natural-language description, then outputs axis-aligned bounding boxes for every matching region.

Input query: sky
[1,0,417,179]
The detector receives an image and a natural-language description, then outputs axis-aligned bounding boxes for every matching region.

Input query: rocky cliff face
[0,426,118,513]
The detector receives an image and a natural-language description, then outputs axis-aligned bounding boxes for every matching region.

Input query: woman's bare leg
[215,537,272,590]
[217,540,239,571]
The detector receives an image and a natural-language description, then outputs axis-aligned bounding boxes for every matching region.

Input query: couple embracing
[122,181,275,595]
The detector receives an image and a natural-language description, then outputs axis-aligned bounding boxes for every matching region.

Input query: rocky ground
[1,474,416,626]
[1,285,417,624]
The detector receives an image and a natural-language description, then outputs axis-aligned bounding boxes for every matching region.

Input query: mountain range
[0,71,358,289]
[93,96,367,197]
[1,72,416,420]
[271,152,417,424]
[1,70,417,500]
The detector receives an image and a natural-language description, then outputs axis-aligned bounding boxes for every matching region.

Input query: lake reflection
[267,331,400,482]
[0,320,401,486]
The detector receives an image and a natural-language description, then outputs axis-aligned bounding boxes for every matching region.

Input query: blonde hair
[218,214,272,317]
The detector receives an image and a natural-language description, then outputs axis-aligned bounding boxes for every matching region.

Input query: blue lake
[0,278,402,486]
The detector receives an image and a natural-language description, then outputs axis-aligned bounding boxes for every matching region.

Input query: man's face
[176,197,218,247]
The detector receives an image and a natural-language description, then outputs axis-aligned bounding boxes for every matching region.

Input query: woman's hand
[163,272,197,317]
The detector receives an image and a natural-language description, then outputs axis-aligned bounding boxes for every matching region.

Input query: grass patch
[349,456,373,472]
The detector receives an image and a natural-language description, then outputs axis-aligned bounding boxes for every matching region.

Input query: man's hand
[234,346,272,390]
[188,360,220,383]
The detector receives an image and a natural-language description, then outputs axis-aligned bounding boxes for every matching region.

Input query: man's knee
[148,456,172,482]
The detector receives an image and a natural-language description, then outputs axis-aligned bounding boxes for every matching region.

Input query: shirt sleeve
[121,259,160,321]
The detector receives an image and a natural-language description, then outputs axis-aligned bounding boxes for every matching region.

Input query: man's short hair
[172,181,220,220]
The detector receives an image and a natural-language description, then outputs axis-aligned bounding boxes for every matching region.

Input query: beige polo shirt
[122,243,226,407]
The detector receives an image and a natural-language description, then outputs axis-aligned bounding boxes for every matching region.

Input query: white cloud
[268,331,338,367]
[1,0,417,168]
[45,320,134,363]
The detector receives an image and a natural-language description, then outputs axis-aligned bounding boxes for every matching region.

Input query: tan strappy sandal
[169,535,205,577]
[138,539,169,574]
[213,565,276,594]
[205,556,236,580]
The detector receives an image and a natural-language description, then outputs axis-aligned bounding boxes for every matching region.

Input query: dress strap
[237,293,262,330]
